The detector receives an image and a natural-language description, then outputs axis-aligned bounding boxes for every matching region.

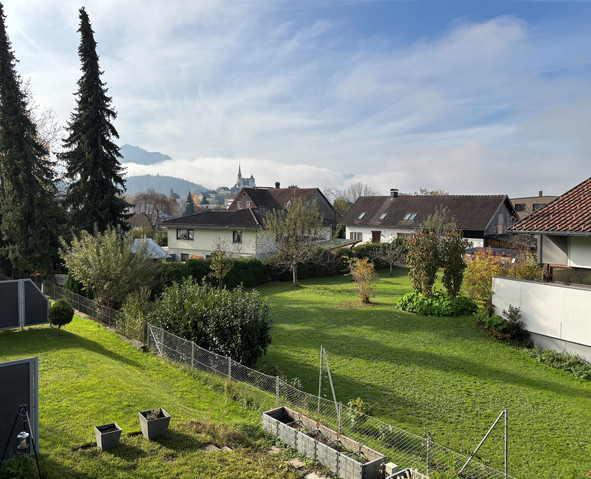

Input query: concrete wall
[492,277,591,361]
[568,236,591,268]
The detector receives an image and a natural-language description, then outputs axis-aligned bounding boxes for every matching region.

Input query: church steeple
[237,163,243,183]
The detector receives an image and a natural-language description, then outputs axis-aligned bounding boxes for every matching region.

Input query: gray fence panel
[24,280,49,327]
[0,358,39,461]
[0,281,19,330]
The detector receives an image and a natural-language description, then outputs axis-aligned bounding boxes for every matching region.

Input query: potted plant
[138,408,171,439]
[94,422,122,450]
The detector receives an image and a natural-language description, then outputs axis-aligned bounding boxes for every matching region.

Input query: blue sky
[5,0,591,196]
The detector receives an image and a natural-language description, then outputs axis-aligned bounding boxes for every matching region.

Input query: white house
[340,189,517,247]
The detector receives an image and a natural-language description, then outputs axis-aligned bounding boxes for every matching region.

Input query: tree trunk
[292,264,298,286]
[389,262,393,276]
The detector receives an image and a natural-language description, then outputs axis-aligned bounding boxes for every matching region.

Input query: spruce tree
[61,7,129,233]
[183,193,195,216]
[0,3,61,274]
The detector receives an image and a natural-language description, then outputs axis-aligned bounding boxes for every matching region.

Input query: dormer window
[403,213,417,220]
[358,212,366,220]
[379,213,387,220]
[237,201,242,209]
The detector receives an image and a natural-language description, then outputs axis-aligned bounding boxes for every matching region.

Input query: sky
[5,0,591,197]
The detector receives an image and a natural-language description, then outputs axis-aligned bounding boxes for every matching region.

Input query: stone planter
[94,423,122,450]
[263,406,385,479]
[138,408,171,440]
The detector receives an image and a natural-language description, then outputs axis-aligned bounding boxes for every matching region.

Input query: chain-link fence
[41,281,515,478]
[148,323,516,479]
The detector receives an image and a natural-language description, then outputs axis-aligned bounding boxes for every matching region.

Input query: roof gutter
[511,229,591,237]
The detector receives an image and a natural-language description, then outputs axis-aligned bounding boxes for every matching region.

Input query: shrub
[525,347,591,380]
[397,291,477,316]
[463,249,504,307]
[476,304,529,343]
[348,257,377,303]
[150,279,271,366]
[118,287,152,343]
[347,397,371,429]
[225,257,270,288]
[353,243,389,269]
[440,225,468,298]
[49,299,74,331]
[406,231,439,297]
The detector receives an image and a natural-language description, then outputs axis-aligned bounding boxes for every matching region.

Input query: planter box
[263,406,385,479]
[138,408,171,440]
[95,423,122,450]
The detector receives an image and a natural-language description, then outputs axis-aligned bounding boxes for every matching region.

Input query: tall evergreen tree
[183,193,195,216]
[0,3,61,274]
[61,7,129,232]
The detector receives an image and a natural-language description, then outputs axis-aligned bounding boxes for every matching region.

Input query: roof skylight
[358,212,366,220]
[379,213,387,220]
[403,212,417,220]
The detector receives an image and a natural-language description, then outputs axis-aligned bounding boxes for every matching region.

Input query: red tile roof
[511,177,591,234]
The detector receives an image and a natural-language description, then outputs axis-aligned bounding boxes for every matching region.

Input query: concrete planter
[95,423,122,450]
[263,406,385,479]
[138,408,171,440]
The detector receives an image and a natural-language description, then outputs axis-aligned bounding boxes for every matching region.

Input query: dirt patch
[339,301,379,309]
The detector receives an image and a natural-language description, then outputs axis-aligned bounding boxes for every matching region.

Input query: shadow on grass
[106,442,145,461]
[39,455,94,479]
[151,429,206,452]
[0,327,140,368]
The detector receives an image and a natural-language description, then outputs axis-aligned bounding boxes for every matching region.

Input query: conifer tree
[0,3,61,274]
[61,7,129,232]
[183,193,195,216]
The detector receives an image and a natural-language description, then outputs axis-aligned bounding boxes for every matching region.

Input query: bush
[397,291,477,316]
[150,279,271,366]
[353,243,389,269]
[406,231,439,297]
[347,397,371,429]
[265,247,343,281]
[476,305,529,343]
[524,347,591,380]
[49,299,74,331]
[348,257,377,303]
[118,287,152,343]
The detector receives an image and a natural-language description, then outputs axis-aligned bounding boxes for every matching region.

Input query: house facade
[164,184,335,261]
[494,177,591,361]
[340,190,516,247]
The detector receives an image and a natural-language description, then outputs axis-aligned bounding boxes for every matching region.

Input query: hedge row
[161,241,406,287]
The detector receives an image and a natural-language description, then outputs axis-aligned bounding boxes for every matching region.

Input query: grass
[0,317,324,478]
[258,268,591,478]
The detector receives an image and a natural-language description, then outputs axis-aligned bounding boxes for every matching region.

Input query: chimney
[275,182,280,189]
[390,188,399,199]
[539,190,543,197]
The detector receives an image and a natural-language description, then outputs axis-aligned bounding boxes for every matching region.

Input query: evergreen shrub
[150,278,271,366]
[397,291,477,316]
[48,299,74,330]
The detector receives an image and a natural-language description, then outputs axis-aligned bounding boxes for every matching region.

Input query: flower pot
[138,408,171,440]
[95,423,122,450]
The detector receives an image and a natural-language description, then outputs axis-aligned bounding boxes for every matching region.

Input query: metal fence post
[505,408,508,479]
[338,402,342,434]
[160,328,164,357]
[228,356,232,380]
[426,432,431,473]
[191,342,195,370]
[276,376,280,407]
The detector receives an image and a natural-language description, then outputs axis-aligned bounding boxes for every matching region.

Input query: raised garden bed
[263,406,385,479]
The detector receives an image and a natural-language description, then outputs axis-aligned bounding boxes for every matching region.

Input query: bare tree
[342,182,377,203]
[261,198,326,286]
[415,188,449,196]
[371,234,407,276]
[131,188,180,231]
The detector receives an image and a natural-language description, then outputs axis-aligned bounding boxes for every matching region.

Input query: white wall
[568,236,591,268]
[167,227,258,259]
[344,226,483,247]
[492,277,591,360]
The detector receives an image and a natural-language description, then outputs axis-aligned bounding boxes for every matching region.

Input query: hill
[124,174,207,196]
[120,144,172,165]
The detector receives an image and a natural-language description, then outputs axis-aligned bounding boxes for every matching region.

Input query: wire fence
[42,280,516,479]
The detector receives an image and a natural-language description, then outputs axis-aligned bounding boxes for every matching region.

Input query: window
[233,231,242,243]
[379,213,387,220]
[357,212,366,220]
[372,231,381,243]
[247,201,252,208]
[403,213,417,221]
[181,253,189,262]
[514,203,526,212]
[237,201,242,209]
[533,203,546,211]
[350,232,362,241]
[176,229,194,240]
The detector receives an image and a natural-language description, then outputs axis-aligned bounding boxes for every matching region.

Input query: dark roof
[511,177,591,235]
[340,195,512,232]
[163,208,264,229]
[231,187,319,210]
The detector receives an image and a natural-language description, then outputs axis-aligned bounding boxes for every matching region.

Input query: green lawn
[0,318,319,479]
[258,268,591,478]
